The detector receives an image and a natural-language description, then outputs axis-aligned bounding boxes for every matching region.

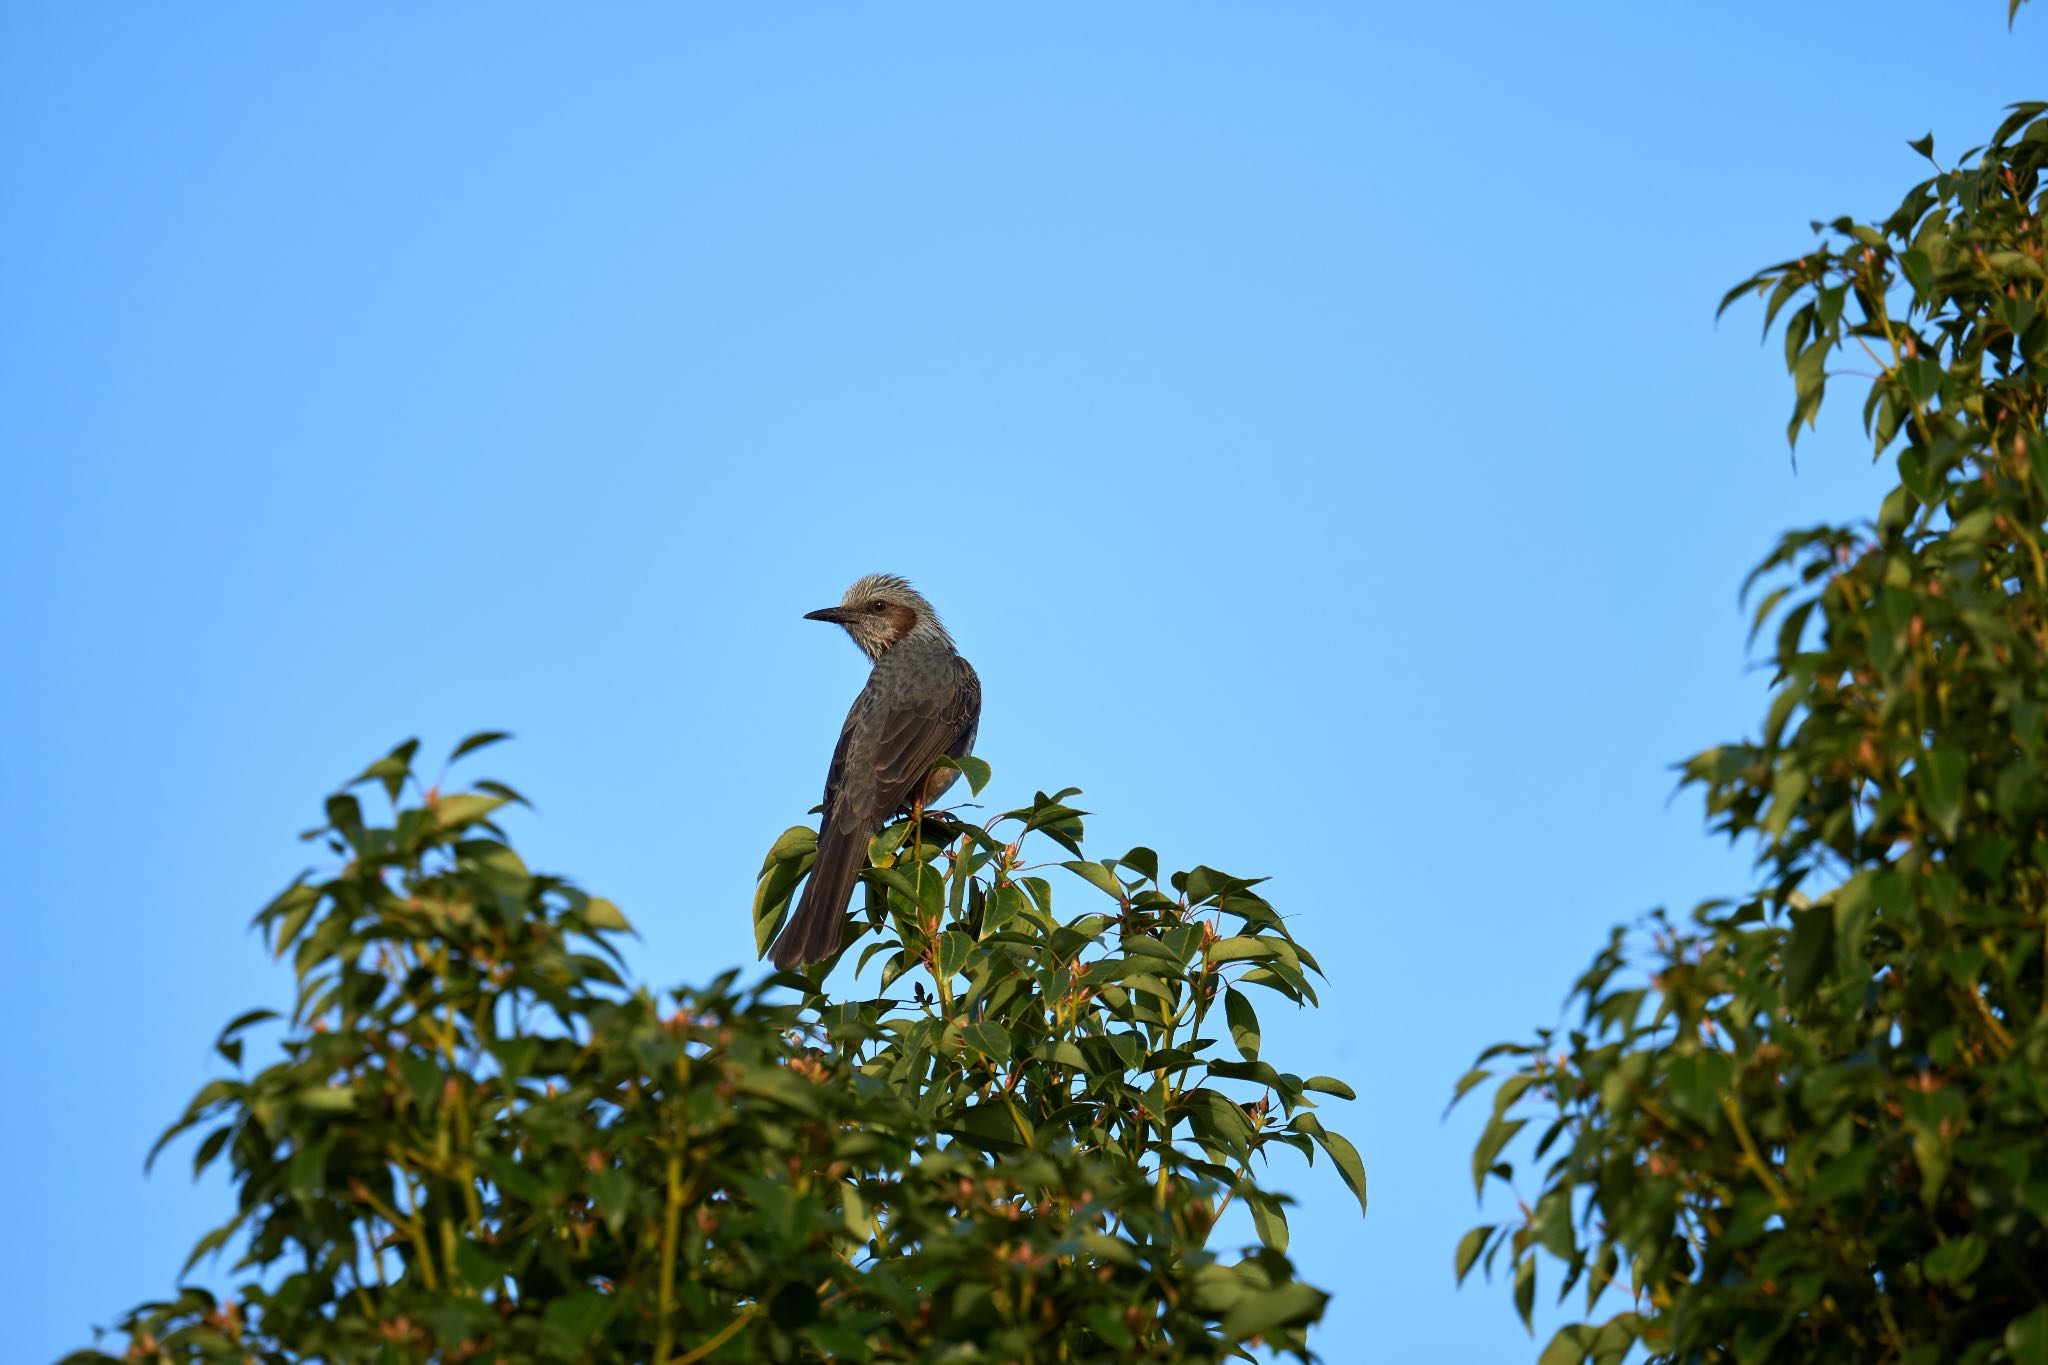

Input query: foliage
[69,738,1363,1363]
[1458,98,2048,1364]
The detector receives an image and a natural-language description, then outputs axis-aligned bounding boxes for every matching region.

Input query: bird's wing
[824,656,981,824]
[779,656,979,969]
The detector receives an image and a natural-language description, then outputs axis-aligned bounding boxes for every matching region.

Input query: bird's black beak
[804,606,853,624]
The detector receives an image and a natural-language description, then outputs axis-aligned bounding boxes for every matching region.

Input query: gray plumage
[769,573,982,970]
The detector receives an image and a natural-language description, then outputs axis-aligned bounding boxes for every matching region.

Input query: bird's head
[804,573,951,660]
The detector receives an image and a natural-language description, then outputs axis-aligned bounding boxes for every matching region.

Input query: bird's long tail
[771,821,866,969]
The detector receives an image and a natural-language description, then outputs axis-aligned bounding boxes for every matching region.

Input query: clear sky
[3,4,2039,1361]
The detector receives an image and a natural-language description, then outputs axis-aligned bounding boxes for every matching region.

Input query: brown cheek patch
[884,604,917,639]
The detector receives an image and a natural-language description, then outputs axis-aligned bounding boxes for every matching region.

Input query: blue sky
[3,4,2039,1361]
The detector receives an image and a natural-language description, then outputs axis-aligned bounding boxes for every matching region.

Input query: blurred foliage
[70,737,1362,1363]
[1461,96,2048,1364]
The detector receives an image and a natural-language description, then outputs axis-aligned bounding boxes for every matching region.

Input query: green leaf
[2010,1303,2048,1365]
[431,792,508,831]
[1303,1075,1355,1100]
[753,826,818,954]
[266,883,320,957]
[758,823,821,876]
[1926,1234,1987,1286]
[1245,1188,1290,1251]
[448,730,512,763]
[1472,1115,1526,1197]
[1446,1066,1492,1115]
[471,777,531,809]
[582,897,631,932]
[946,1100,1028,1153]
[1539,1321,1643,1365]
[1031,1039,1087,1070]
[933,930,971,980]
[1224,988,1261,1061]
[980,881,1029,937]
[399,1054,441,1112]
[190,1124,232,1177]
[932,752,992,797]
[1920,744,1967,839]
[488,1036,536,1079]
[1298,1116,1367,1216]
[296,1086,355,1113]
[1209,1058,1287,1089]
[353,738,419,802]
[1455,1224,1491,1284]
[454,1240,503,1292]
[541,1291,617,1355]
[178,1214,248,1279]
[1119,846,1160,882]
[1784,902,1833,1001]
[1061,859,1125,900]
[214,1008,278,1067]
[960,1020,1013,1064]
[1898,248,1934,297]
[587,1168,635,1234]
[1810,1146,1881,1203]
[1219,1280,1325,1345]
[1207,935,1277,965]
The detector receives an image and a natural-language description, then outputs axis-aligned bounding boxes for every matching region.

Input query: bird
[768,573,983,970]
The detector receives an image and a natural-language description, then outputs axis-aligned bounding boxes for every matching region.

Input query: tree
[68,738,1365,1363]
[1458,85,2048,1365]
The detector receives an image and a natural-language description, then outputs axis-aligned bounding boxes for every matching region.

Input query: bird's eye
[870,599,887,611]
